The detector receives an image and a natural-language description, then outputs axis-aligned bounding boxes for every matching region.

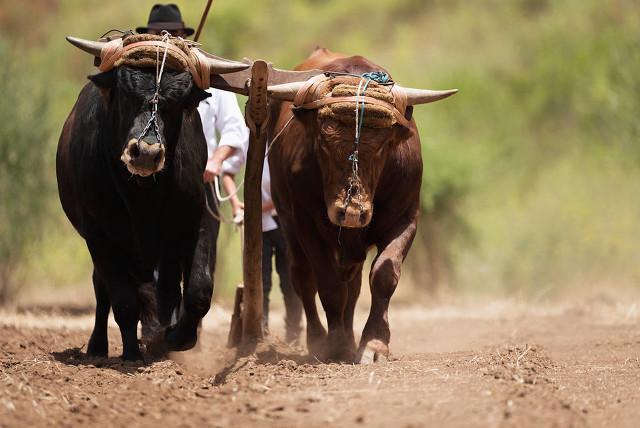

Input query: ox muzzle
[121,138,165,177]
[328,197,373,228]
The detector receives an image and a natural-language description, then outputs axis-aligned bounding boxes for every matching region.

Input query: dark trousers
[262,219,302,339]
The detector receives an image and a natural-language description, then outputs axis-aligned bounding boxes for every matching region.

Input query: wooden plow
[191,0,322,351]
[216,62,322,352]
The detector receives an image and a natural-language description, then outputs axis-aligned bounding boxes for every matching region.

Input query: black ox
[57,36,247,360]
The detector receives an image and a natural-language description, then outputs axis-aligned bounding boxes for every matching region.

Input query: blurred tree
[0,42,52,304]
[414,144,474,292]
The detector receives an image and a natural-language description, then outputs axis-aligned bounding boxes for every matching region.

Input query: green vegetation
[0,43,52,303]
[1,0,639,302]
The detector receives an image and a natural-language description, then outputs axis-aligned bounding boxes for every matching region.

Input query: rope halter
[134,32,173,147]
[291,71,409,209]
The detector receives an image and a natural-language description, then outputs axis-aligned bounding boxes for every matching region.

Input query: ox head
[67,36,248,178]
[268,72,457,228]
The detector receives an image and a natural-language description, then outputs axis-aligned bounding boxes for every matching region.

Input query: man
[137,4,249,184]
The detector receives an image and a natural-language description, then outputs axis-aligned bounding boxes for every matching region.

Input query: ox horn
[398,86,459,105]
[267,81,306,101]
[66,36,106,57]
[66,37,249,75]
[198,50,250,75]
[267,81,458,105]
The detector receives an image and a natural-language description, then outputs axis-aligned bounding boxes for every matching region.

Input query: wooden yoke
[240,60,269,351]
[210,63,323,96]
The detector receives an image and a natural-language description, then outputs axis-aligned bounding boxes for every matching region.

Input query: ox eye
[317,137,333,155]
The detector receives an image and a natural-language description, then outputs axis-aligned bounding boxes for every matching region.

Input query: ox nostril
[359,211,368,225]
[154,151,163,164]
[129,143,140,159]
[337,208,346,223]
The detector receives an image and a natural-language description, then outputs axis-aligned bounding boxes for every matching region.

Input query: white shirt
[261,159,278,232]
[197,88,249,175]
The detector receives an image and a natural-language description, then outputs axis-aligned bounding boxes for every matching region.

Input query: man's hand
[262,200,275,213]
[231,200,245,216]
[203,157,222,183]
[203,145,237,183]
[233,208,245,226]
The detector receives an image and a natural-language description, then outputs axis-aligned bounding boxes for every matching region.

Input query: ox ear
[291,107,319,136]
[388,106,415,143]
[88,70,116,90]
[393,116,414,143]
[404,105,414,122]
[185,87,211,109]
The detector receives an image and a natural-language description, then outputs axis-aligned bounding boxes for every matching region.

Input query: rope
[324,70,392,85]
[344,72,381,209]
[361,71,391,84]
[213,175,243,202]
[266,114,295,157]
[98,29,133,40]
[205,182,233,224]
[156,32,170,86]
[136,32,171,145]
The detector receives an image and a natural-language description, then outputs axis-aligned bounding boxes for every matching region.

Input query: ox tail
[139,281,161,346]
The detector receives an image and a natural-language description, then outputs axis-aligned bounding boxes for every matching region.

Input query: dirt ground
[1,295,639,428]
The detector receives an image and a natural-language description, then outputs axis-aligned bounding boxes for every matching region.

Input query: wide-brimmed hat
[136,4,194,36]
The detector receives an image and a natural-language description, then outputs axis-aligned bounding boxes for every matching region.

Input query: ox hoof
[144,327,169,357]
[359,340,389,364]
[87,341,108,358]
[165,323,198,352]
[122,349,144,362]
[306,334,327,361]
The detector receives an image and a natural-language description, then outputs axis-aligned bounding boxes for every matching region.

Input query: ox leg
[111,282,143,361]
[88,240,143,361]
[315,271,354,362]
[284,229,327,357]
[87,269,110,357]
[359,219,417,364]
[290,237,354,361]
[156,251,182,327]
[343,267,362,353]
[291,262,326,357]
[315,262,362,362]
[274,230,303,343]
[165,209,217,352]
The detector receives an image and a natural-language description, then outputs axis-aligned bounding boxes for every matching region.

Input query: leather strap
[293,74,329,106]
[98,38,125,72]
[188,48,211,89]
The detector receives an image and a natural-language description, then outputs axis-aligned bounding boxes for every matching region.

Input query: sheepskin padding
[318,80,397,128]
[114,34,192,71]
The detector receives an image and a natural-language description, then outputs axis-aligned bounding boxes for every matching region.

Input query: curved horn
[66,36,106,57]
[267,81,306,102]
[398,86,458,105]
[198,50,250,75]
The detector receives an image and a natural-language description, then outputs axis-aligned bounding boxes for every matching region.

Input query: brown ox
[267,48,456,363]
